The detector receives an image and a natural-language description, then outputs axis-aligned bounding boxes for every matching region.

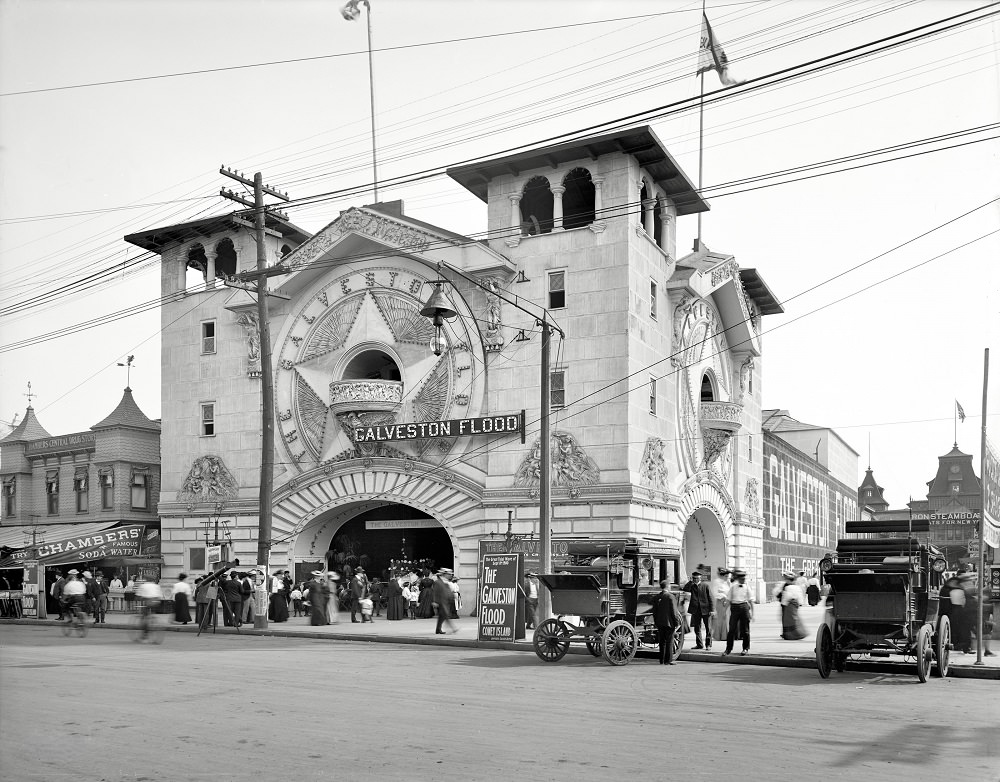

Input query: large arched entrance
[681,506,727,580]
[289,499,456,586]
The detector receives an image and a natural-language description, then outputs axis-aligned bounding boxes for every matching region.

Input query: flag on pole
[697,14,743,86]
[956,400,966,422]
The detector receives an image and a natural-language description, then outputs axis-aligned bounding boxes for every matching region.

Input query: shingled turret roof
[90,388,160,432]
[0,406,52,444]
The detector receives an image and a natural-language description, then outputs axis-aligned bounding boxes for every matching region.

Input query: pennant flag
[956,400,966,422]
[697,14,743,86]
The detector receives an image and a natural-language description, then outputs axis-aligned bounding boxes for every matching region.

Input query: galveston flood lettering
[354,413,523,443]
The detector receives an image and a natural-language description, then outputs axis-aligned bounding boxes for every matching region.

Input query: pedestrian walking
[774,571,806,640]
[806,572,822,606]
[649,580,684,665]
[682,570,715,649]
[711,567,731,643]
[432,568,457,634]
[307,571,330,626]
[172,573,192,624]
[722,569,754,656]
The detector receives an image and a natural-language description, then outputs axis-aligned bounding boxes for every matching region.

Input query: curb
[4,618,996,679]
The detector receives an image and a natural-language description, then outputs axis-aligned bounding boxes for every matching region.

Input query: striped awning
[0,521,120,551]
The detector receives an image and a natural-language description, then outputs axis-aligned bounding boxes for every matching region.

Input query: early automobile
[815,519,951,682]
[532,538,684,666]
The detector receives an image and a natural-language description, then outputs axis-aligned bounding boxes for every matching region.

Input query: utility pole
[220,167,290,630]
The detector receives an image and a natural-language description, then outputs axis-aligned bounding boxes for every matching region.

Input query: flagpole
[696,0,706,251]
[976,348,989,666]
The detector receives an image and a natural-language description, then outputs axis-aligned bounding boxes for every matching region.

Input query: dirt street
[1,624,997,782]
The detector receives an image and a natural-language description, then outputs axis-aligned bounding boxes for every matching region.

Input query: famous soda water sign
[354,412,524,443]
[0,525,148,568]
[478,553,524,642]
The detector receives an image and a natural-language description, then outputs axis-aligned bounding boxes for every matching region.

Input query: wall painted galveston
[762,436,858,590]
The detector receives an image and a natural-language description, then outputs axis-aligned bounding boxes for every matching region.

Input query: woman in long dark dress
[386,577,406,620]
[173,573,192,624]
[416,574,436,618]
[307,572,330,626]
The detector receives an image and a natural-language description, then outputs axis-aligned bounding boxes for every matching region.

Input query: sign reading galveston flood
[354,413,524,443]
[478,553,524,642]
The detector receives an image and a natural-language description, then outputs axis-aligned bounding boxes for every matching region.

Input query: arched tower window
[520,176,553,236]
[700,374,716,402]
[640,181,654,235]
[186,243,207,289]
[344,350,401,381]
[562,168,595,229]
[280,244,292,259]
[214,238,238,279]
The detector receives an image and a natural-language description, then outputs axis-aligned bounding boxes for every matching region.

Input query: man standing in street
[240,571,255,625]
[711,567,731,644]
[221,571,243,627]
[722,568,755,656]
[649,580,684,665]
[524,572,539,630]
[682,570,715,649]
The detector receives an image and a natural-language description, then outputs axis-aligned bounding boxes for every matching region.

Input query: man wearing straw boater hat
[432,568,457,634]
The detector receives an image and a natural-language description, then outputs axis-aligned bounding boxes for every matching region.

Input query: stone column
[510,194,522,234]
[659,201,677,257]
[642,198,656,236]
[177,252,187,293]
[205,249,217,288]
[551,185,565,230]
[592,177,604,218]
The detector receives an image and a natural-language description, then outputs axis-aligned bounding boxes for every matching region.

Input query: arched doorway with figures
[680,506,728,581]
[289,500,455,587]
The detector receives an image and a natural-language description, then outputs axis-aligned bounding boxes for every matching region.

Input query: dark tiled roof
[90,388,160,431]
[0,407,52,444]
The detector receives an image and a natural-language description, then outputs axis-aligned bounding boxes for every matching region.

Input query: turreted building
[129,126,784,588]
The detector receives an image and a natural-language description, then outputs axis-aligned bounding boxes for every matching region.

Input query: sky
[1,0,998,507]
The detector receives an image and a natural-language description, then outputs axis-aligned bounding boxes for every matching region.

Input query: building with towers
[129,125,784,590]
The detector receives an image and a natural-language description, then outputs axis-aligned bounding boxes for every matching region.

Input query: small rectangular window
[548,271,565,310]
[2,478,15,518]
[100,471,114,510]
[130,471,148,511]
[46,471,59,515]
[202,320,216,354]
[748,435,753,462]
[201,403,216,436]
[551,370,566,410]
[190,546,206,572]
[75,472,89,514]
[650,280,657,320]
[649,377,657,415]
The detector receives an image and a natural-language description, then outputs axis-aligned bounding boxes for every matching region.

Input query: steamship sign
[354,413,524,443]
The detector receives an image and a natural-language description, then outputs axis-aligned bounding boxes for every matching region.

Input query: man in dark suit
[221,572,243,626]
[350,567,370,623]
[649,580,684,665]
[682,570,715,649]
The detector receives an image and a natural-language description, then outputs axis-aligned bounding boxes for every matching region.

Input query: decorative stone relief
[412,360,450,423]
[739,357,755,402]
[708,259,739,287]
[176,455,239,504]
[702,429,733,468]
[482,277,504,352]
[513,430,600,490]
[372,292,436,345]
[744,477,760,515]
[300,295,363,362]
[296,374,329,457]
[639,437,669,490]
[235,312,261,378]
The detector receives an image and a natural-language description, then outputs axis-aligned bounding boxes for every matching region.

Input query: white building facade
[130,126,783,590]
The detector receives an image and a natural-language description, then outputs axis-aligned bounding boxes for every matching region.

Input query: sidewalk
[6,602,997,679]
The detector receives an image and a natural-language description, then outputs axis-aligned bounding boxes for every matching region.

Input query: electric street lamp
[419,269,562,622]
[341,0,379,202]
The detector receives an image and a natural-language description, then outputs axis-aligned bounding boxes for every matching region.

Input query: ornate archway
[678,474,734,577]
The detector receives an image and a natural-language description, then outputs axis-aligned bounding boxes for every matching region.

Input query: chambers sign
[354,412,524,443]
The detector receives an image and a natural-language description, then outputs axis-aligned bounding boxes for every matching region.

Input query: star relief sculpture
[282,287,447,464]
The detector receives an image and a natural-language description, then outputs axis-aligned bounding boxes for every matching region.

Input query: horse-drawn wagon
[532,538,683,666]
[815,520,951,682]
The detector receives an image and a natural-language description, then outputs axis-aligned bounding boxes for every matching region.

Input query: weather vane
[117,355,136,387]
[24,382,37,407]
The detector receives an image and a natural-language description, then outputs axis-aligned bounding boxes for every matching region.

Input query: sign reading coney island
[353,412,524,443]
